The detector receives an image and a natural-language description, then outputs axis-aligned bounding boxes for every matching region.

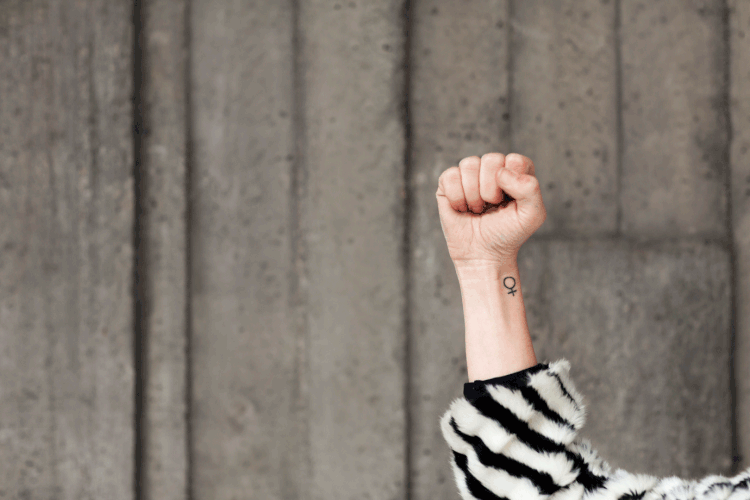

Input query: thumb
[496,168,546,225]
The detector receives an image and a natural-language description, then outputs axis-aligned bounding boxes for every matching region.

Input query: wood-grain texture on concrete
[0,1,134,498]
[529,240,733,478]
[620,0,729,237]
[139,0,189,498]
[511,0,618,235]
[730,0,750,473]
[189,2,301,499]
[409,2,511,498]
[297,1,407,498]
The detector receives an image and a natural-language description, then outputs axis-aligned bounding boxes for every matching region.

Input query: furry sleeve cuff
[440,359,591,500]
[439,359,750,500]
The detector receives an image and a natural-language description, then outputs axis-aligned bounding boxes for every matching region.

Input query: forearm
[454,259,537,382]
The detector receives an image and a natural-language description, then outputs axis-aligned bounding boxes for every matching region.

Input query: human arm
[435,152,750,500]
[435,152,545,382]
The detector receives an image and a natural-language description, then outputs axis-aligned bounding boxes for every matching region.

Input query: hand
[435,153,547,268]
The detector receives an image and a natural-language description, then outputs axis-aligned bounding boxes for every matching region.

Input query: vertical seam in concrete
[721,0,740,475]
[400,1,414,498]
[87,10,100,193]
[290,0,312,497]
[507,0,515,151]
[184,0,195,497]
[132,1,145,499]
[614,0,623,237]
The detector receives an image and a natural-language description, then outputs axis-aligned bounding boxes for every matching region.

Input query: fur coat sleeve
[440,359,750,500]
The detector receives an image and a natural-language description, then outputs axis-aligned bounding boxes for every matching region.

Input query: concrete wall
[0,0,747,498]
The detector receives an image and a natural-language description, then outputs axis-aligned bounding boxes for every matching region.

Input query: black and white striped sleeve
[439,359,750,500]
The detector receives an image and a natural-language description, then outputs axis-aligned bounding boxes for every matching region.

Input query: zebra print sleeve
[439,359,750,500]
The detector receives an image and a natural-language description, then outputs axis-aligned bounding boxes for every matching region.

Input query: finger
[504,153,535,176]
[458,156,484,214]
[496,168,546,227]
[479,152,506,204]
[437,166,468,213]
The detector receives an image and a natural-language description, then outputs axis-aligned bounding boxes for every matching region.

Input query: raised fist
[435,153,547,267]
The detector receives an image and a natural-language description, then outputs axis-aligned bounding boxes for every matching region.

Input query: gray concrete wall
[0,0,747,498]
[731,0,750,479]
[0,1,135,498]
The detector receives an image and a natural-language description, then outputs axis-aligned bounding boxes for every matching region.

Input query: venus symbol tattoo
[503,276,517,296]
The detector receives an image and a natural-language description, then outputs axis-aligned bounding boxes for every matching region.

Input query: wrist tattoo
[503,276,517,296]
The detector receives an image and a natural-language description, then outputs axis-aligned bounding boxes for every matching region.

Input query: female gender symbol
[503,276,517,296]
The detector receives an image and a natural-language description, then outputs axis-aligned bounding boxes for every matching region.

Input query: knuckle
[446,165,462,182]
[506,152,533,172]
[438,165,457,181]
[458,156,480,169]
[437,166,461,191]
[520,173,540,189]
[481,152,505,162]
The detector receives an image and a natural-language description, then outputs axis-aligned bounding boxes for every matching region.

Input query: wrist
[454,260,536,382]
[453,258,519,284]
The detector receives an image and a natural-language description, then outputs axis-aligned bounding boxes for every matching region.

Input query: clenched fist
[435,153,547,268]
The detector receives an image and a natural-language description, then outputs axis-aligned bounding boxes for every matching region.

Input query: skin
[435,152,547,382]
